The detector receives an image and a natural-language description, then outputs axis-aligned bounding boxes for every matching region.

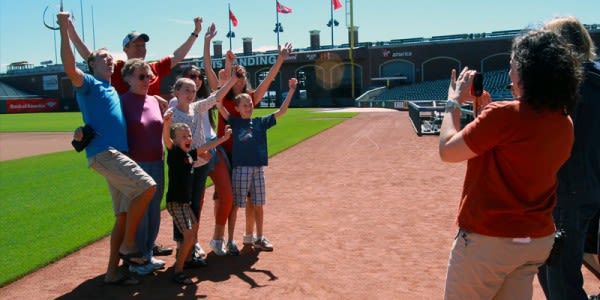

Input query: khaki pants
[444,229,554,300]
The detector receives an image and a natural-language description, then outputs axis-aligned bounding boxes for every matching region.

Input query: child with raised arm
[215,77,297,251]
[162,112,231,285]
[166,73,238,260]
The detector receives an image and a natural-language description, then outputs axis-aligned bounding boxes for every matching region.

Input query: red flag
[333,0,342,10]
[229,9,238,27]
[276,1,293,14]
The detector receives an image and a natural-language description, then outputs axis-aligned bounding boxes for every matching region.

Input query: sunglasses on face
[189,74,204,80]
[138,74,153,81]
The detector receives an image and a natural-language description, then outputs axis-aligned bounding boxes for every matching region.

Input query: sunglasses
[138,74,153,81]
[189,74,204,80]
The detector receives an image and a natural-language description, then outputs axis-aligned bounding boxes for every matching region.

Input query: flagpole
[91,5,96,49]
[329,0,334,48]
[228,3,233,50]
[275,0,280,48]
[79,0,85,42]
[349,0,355,98]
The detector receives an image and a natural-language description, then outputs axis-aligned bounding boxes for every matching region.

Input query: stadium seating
[370,69,511,103]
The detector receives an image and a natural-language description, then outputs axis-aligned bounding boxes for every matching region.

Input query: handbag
[71,124,96,152]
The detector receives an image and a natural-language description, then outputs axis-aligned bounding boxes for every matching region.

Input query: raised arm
[439,68,478,162]
[58,12,84,87]
[215,99,230,121]
[195,125,232,153]
[253,42,293,104]
[274,78,297,119]
[223,50,235,82]
[171,17,203,68]
[67,18,92,60]
[193,66,240,114]
[203,23,219,91]
[162,111,174,150]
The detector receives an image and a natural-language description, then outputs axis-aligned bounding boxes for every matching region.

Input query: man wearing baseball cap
[69,17,203,96]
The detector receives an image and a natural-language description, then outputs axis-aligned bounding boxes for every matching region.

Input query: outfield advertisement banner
[5,98,59,113]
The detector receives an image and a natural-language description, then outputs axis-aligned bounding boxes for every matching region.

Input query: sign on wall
[43,75,58,91]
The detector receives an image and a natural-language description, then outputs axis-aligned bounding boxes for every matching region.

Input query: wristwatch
[445,99,461,111]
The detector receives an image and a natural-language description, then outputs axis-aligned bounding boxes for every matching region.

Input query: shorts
[232,166,265,208]
[89,148,156,214]
[167,202,197,233]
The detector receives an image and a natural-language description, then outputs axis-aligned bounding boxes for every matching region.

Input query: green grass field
[0,108,357,286]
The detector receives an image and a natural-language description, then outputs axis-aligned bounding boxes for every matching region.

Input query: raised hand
[288,78,298,90]
[205,23,217,40]
[223,125,232,140]
[279,42,293,58]
[56,11,70,28]
[193,17,203,35]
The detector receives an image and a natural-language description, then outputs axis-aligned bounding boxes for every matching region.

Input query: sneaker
[149,257,166,270]
[209,239,226,256]
[152,244,173,256]
[193,243,206,259]
[254,236,274,251]
[128,262,155,276]
[243,234,256,246]
[227,240,240,256]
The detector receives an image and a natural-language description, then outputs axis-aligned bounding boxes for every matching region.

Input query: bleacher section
[357,69,511,109]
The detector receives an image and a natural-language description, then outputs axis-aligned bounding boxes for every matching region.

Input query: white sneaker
[150,257,166,270]
[254,236,274,251]
[243,234,256,246]
[209,239,226,256]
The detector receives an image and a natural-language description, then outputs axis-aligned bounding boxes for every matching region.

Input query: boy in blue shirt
[216,78,297,251]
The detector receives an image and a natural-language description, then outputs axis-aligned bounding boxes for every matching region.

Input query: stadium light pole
[226,3,235,50]
[326,1,338,48]
[274,1,283,47]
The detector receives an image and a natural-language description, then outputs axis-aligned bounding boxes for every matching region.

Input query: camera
[471,72,483,97]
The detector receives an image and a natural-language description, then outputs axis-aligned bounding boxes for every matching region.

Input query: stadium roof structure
[0,81,41,100]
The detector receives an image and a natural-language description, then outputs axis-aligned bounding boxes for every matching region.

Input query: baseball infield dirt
[1,109,598,299]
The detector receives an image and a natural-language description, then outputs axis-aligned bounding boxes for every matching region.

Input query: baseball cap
[122,31,150,48]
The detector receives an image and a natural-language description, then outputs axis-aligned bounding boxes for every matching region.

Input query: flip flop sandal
[172,272,193,285]
[104,274,140,286]
[119,251,147,266]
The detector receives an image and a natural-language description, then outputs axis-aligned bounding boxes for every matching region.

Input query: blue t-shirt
[230,114,276,167]
[76,74,128,158]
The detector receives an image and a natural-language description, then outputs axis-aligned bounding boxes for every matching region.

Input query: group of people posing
[439,16,600,300]
[58,12,297,286]
[57,9,600,297]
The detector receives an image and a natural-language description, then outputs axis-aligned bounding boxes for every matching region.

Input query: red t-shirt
[217,91,256,153]
[459,100,573,238]
[112,56,172,96]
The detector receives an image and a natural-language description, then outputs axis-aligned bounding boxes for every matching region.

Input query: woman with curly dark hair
[438,29,583,299]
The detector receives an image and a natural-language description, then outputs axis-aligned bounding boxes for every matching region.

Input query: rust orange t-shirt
[459,100,574,238]
[112,56,172,96]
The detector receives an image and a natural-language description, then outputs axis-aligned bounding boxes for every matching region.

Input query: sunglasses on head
[138,74,153,81]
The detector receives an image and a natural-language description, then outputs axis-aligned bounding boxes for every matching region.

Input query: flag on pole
[276,1,293,14]
[333,0,342,10]
[229,9,238,27]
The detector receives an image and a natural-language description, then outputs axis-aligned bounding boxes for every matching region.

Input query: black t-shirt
[166,146,197,203]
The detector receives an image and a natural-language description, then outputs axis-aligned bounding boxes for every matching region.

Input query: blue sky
[0,0,598,73]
